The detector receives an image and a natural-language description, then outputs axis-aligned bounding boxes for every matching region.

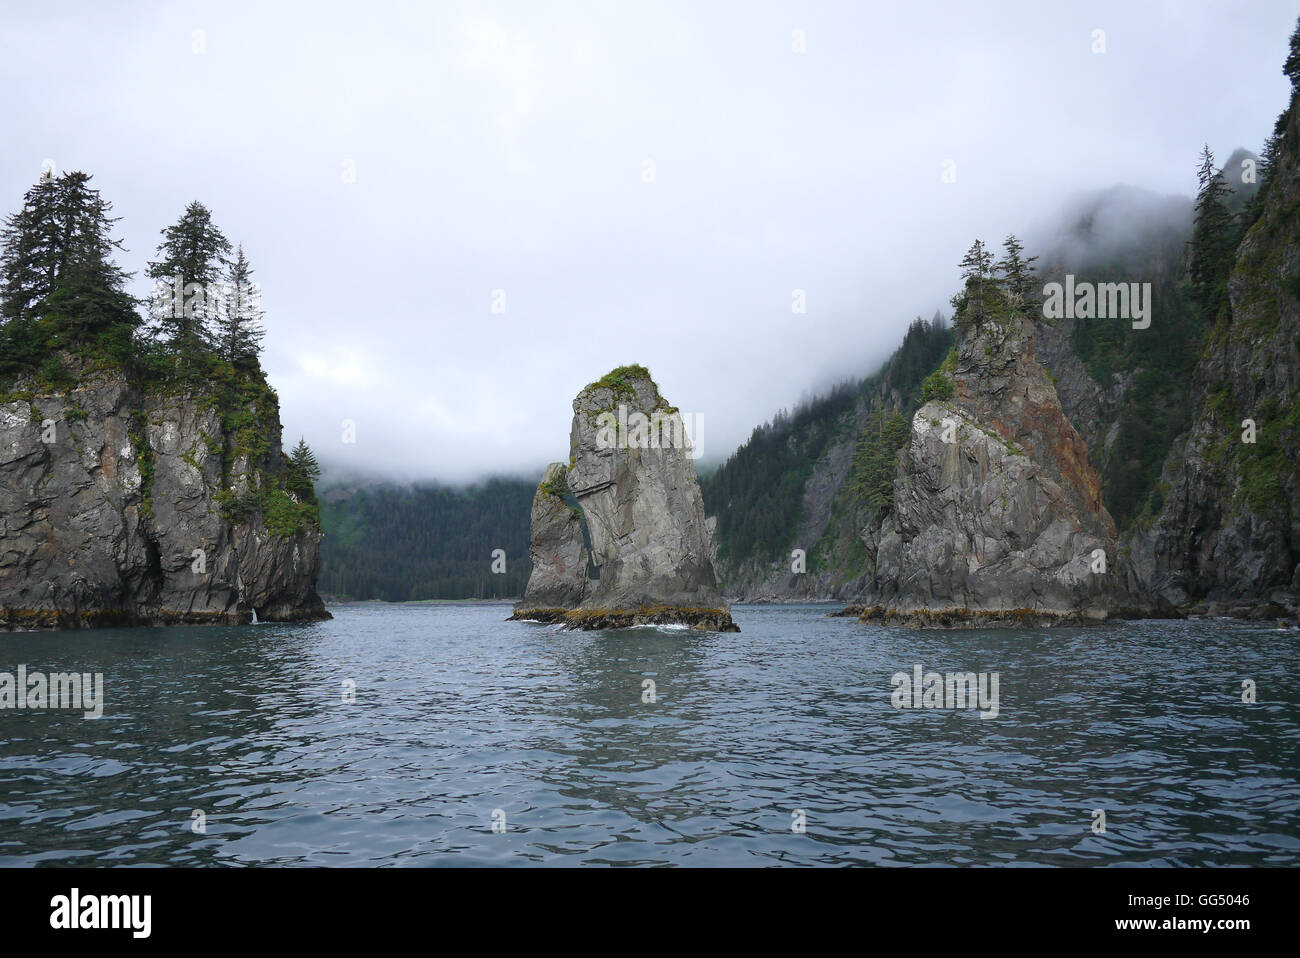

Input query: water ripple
[0,604,1297,865]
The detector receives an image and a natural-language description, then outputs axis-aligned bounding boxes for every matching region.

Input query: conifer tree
[0,171,59,325]
[1189,145,1235,320]
[996,234,1039,314]
[1285,16,1300,94]
[216,244,265,367]
[959,239,995,284]
[1240,19,1300,234]
[146,202,232,356]
[287,437,321,502]
[953,239,996,328]
[0,171,137,347]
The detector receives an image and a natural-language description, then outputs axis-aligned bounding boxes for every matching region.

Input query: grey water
[1,603,1297,866]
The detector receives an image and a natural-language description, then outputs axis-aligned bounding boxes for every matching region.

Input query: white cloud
[2,0,1295,483]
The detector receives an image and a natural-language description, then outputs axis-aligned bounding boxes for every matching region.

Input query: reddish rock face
[99,441,116,480]
[955,314,1115,541]
[853,298,1121,625]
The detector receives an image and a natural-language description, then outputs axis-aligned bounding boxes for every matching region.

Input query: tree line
[0,170,320,511]
[1,172,264,375]
[702,313,953,564]
[317,479,535,601]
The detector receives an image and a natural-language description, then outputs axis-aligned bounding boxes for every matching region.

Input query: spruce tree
[954,239,996,328]
[287,437,321,502]
[996,234,1039,314]
[1241,19,1300,233]
[959,239,995,283]
[44,173,140,343]
[1285,15,1300,94]
[0,171,137,354]
[1189,145,1235,320]
[146,202,232,356]
[0,171,59,325]
[216,244,265,367]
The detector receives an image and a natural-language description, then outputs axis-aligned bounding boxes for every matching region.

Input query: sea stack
[0,362,330,629]
[510,365,738,631]
[850,282,1120,626]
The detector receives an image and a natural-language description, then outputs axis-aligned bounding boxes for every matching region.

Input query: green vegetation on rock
[0,171,320,540]
[703,314,953,568]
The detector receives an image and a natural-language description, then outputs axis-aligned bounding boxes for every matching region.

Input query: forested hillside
[701,313,954,597]
[1134,32,1300,612]
[1034,152,1262,531]
[318,479,534,600]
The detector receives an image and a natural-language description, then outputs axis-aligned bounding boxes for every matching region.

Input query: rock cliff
[848,298,1120,626]
[510,365,737,631]
[702,317,955,602]
[0,361,330,629]
[516,462,590,609]
[1126,88,1300,620]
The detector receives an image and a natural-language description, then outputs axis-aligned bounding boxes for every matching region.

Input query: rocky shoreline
[508,605,739,632]
[829,598,1298,628]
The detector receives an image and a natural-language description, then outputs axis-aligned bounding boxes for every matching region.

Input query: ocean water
[1,603,1297,866]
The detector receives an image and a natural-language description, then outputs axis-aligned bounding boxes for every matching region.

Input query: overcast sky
[2,0,1295,482]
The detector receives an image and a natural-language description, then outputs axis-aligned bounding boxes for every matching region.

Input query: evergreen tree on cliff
[146,201,232,357]
[952,239,997,329]
[216,244,265,368]
[1243,18,1300,229]
[996,234,1039,314]
[0,171,58,325]
[1188,145,1235,321]
[287,438,321,503]
[0,171,138,367]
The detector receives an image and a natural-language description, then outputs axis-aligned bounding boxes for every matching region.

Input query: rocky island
[509,365,738,631]
[0,177,329,629]
[0,362,329,629]
[842,241,1121,626]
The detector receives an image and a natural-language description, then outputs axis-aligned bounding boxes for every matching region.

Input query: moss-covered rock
[0,358,329,630]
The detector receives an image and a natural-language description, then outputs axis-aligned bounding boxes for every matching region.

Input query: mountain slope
[701,315,953,600]
[1128,81,1300,615]
[318,478,534,600]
